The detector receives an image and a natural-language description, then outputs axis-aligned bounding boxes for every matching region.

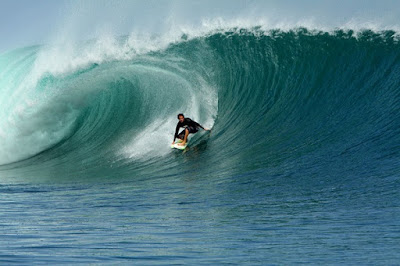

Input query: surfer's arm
[173,124,180,142]
[193,121,204,129]
[194,121,209,130]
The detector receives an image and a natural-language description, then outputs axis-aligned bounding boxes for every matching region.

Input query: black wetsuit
[174,118,204,141]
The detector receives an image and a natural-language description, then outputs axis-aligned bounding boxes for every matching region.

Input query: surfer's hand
[204,128,210,131]
[172,141,175,144]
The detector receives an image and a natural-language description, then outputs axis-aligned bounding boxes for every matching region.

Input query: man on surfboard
[172,114,210,146]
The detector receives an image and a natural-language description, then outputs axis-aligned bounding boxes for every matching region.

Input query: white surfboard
[171,139,188,150]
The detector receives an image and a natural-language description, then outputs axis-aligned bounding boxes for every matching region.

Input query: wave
[1,28,400,180]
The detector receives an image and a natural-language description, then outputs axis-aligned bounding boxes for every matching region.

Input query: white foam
[120,80,217,161]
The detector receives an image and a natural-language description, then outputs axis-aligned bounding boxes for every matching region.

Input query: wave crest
[0,28,399,181]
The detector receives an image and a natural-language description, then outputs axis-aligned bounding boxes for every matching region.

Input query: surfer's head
[177,113,184,123]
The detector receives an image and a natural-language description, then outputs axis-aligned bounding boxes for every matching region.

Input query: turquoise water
[1,29,400,264]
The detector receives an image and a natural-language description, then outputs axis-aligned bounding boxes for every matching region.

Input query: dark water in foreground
[1,28,400,264]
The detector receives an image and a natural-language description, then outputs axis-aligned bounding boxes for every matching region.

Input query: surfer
[172,114,210,146]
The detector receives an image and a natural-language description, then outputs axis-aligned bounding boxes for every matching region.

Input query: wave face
[0,28,400,181]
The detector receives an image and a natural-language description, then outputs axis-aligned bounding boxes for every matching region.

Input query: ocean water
[1,25,400,264]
